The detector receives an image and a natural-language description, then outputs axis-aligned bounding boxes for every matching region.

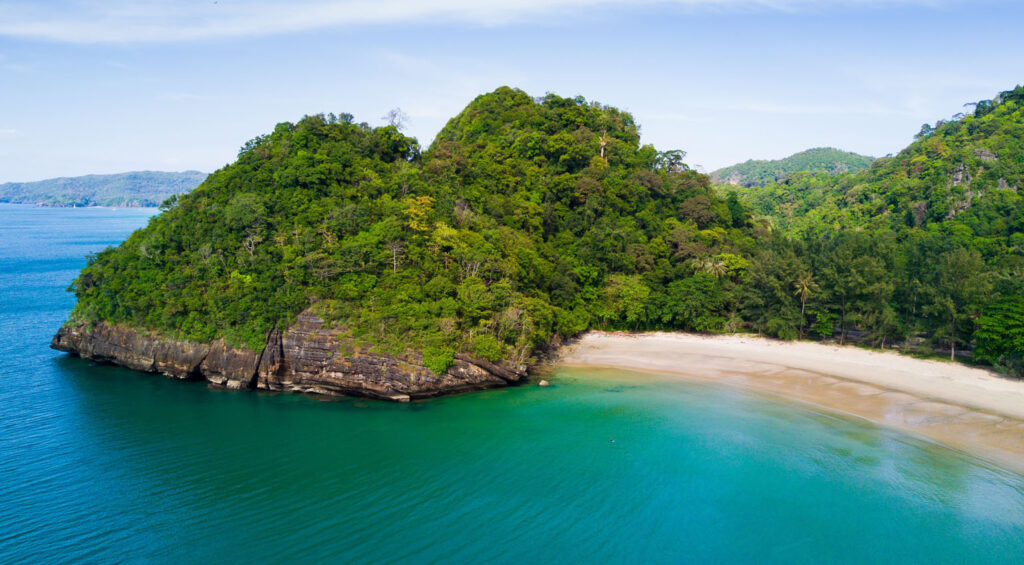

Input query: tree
[742,242,804,340]
[929,248,990,360]
[692,256,725,279]
[596,275,650,329]
[678,195,721,228]
[382,107,409,130]
[659,273,725,331]
[793,272,818,338]
[385,241,404,273]
[656,150,688,172]
[403,195,435,232]
[975,295,1024,376]
[725,191,748,227]
[966,99,994,118]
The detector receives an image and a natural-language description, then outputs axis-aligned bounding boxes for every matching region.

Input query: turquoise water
[1,203,1023,563]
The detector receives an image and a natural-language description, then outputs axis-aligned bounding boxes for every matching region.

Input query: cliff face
[51,311,524,401]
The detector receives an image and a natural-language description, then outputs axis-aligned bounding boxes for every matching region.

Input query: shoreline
[556,331,1024,474]
[0,201,160,209]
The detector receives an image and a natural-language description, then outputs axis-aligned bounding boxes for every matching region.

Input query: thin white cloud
[0,0,958,43]
[0,53,31,72]
[0,128,18,138]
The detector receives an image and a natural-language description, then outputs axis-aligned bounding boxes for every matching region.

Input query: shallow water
[1,204,1022,563]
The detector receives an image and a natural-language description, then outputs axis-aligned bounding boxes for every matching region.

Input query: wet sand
[557,332,1024,474]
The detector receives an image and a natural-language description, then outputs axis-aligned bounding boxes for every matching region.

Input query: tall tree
[793,272,818,339]
[929,248,991,360]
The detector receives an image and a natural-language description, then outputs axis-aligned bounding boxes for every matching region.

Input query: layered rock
[51,310,525,401]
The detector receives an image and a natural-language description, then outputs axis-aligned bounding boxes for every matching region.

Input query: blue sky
[1,0,1023,182]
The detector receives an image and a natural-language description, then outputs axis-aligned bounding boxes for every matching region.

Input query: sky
[1,0,1023,182]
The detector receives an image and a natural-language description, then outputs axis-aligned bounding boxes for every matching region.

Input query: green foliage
[729,84,1024,365]
[710,147,875,187]
[68,88,755,364]
[659,273,726,332]
[421,345,456,375]
[470,334,504,362]
[742,241,803,340]
[734,86,1024,240]
[0,171,207,207]
[66,84,1024,377]
[808,309,837,339]
[975,295,1024,376]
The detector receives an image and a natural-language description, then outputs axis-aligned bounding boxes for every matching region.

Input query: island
[0,170,207,207]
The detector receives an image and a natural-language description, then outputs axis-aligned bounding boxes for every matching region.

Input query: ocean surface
[1,203,1023,563]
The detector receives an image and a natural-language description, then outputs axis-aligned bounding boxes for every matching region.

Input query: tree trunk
[799,299,806,339]
[840,308,847,345]
[950,314,956,361]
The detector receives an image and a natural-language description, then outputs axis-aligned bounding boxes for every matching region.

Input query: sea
[1,203,1022,563]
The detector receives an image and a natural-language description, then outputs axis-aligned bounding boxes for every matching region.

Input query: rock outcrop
[51,310,525,401]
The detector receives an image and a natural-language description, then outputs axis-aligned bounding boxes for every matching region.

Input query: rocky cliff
[51,311,525,401]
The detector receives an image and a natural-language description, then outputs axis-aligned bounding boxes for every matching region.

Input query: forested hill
[0,170,207,207]
[68,87,756,373]
[710,147,875,186]
[67,85,1024,380]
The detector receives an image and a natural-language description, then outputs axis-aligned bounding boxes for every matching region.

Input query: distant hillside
[0,170,208,207]
[711,147,875,186]
[736,87,1024,237]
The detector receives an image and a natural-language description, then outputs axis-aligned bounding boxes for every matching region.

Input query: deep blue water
[1,203,1022,563]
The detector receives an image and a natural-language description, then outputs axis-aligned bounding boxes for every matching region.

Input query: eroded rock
[51,310,526,401]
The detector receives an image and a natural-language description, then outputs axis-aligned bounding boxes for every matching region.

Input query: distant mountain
[710,147,875,187]
[0,170,208,207]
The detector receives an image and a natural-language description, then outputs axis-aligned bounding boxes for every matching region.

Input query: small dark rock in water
[538,379,550,387]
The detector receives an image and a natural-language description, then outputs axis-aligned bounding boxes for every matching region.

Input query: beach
[558,332,1024,473]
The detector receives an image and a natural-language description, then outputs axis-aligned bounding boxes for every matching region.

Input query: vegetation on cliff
[69,88,756,372]
[0,170,207,207]
[710,147,875,187]
[67,85,1024,377]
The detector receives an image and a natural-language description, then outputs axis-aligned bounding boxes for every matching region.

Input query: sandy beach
[558,332,1024,474]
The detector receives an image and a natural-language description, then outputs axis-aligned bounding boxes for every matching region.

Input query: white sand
[557,331,1024,472]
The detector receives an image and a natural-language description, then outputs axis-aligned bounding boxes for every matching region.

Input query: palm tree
[692,256,727,279]
[794,273,817,339]
[708,258,727,279]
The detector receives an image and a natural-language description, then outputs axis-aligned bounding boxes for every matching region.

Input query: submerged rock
[51,310,525,401]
